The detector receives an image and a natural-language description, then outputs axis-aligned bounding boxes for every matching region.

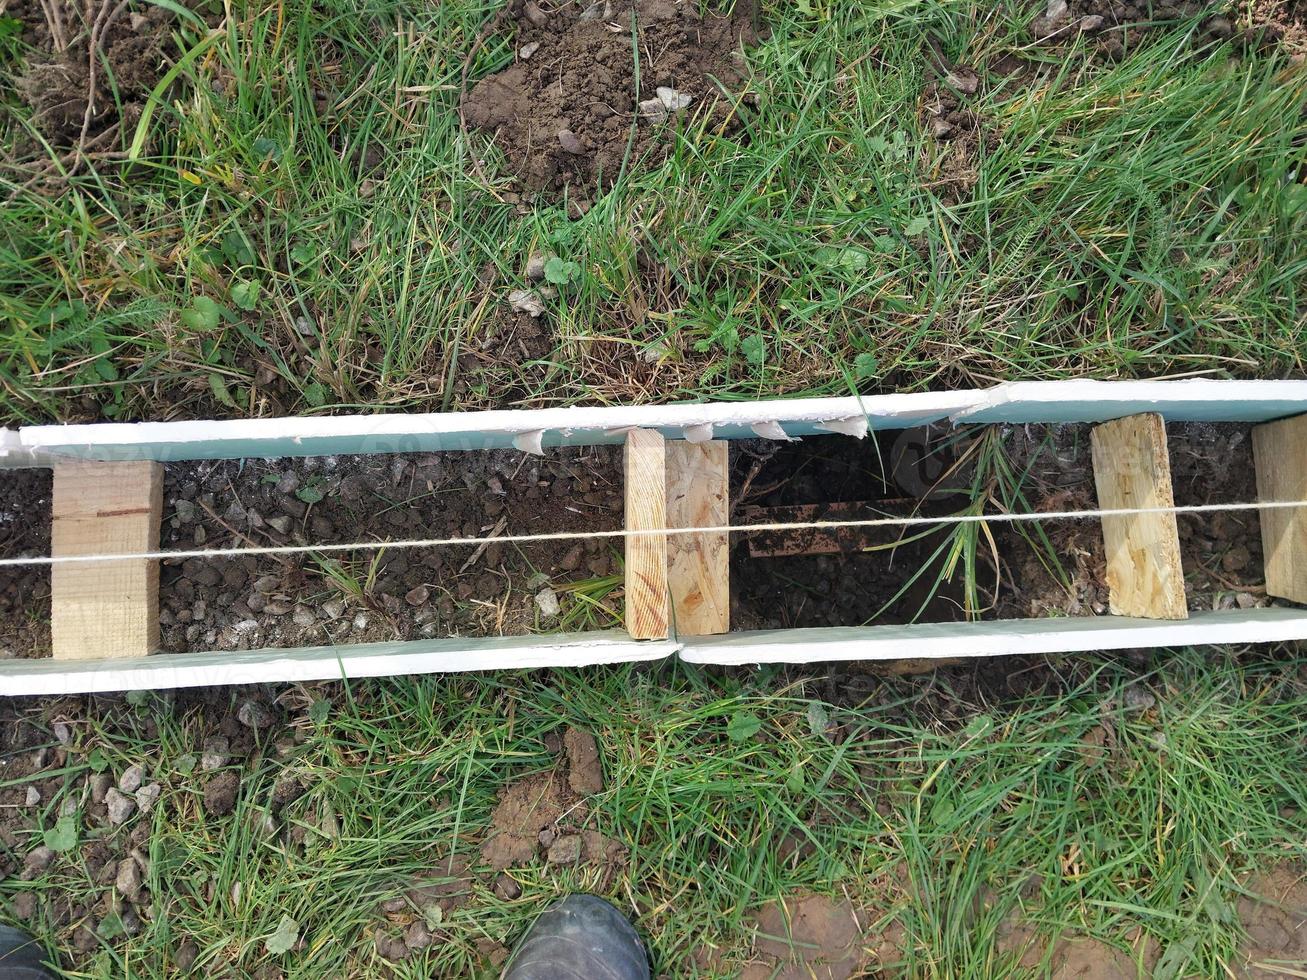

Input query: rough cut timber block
[51,461,164,660]
[624,429,669,640]
[1090,413,1187,620]
[666,441,729,635]
[1252,413,1307,604]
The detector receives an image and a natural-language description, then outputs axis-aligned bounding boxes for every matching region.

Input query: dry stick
[5,500,1307,568]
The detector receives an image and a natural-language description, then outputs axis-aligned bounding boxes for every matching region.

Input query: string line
[0,499,1302,568]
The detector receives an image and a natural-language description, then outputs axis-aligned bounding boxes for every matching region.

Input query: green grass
[1,0,1304,424]
[0,652,1303,976]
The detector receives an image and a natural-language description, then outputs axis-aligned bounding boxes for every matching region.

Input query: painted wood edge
[0,631,676,696]
[677,607,1307,665]
[953,379,1307,425]
[15,380,1307,467]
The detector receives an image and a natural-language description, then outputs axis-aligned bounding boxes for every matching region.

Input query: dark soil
[0,468,51,660]
[462,0,759,203]
[732,422,1276,632]
[157,447,623,654]
[5,0,178,147]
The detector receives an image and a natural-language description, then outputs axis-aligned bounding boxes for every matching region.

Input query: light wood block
[624,429,669,640]
[666,441,729,635]
[51,461,163,660]
[1090,413,1187,620]
[1253,413,1307,604]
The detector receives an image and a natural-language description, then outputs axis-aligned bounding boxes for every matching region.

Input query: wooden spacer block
[51,461,164,660]
[666,441,729,636]
[1252,413,1307,604]
[1090,413,1187,620]
[624,429,669,640]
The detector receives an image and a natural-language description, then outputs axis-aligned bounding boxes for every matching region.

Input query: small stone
[1078,14,1104,30]
[174,499,196,523]
[508,288,547,318]
[52,721,72,745]
[558,545,583,572]
[557,129,585,154]
[136,783,162,814]
[405,585,430,607]
[546,835,582,865]
[201,737,230,772]
[116,858,143,901]
[263,600,294,616]
[534,588,560,620]
[292,605,316,627]
[267,515,294,534]
[578,0,612,22]
[22,846,55,879]
[493,873,522,900]
[353,612,371,631]
[525,252,553,280]
[253,575,281,595]
[945,69,979,95]
[930,116,954,138]
[237,699,274,730]
[294,316,315,336]
[1236,592,1257,609]
[519,40,540,59]
[639,98,669,122]
[405,920,433,950]
[375,931,410,962]
[538,827,556,848]
[119,764,144,795]
[91,772,112,803]
[24,786,40,807]
[105,788,136,825]
[322,598,346,620]
[1045,0,1068,19]
[655,86,693,111]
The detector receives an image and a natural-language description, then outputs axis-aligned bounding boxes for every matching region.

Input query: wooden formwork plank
[666,441,729,635]
[1090,413,1187,620]
[1252,413,1307,604]
[51,461,163,660]
[624,429,669,640]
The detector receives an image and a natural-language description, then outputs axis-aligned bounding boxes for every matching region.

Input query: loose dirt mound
[5,0,177,147]
[462,0,758,203]
[1237,864,1307,978]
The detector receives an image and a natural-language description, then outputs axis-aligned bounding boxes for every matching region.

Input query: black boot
[0,926,53,980]
[501,895,650,980]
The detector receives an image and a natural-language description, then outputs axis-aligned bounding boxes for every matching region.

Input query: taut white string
[0,499,1301,568]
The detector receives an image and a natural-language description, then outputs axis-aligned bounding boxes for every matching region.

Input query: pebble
[522,0,548,26]
[253,575,281,595]
[116,858,143,901]
[493,873,522,900]
[353,612,371,631]
[105,787,137,825]
[546,835,582,865]
[1122,685,1156,712]
[201,736,230,772]
[534,588,560,619]
[557,129,585,154]
[174,499,196,523]
[405,920,432,950]
[275,473,299,494]
[263,600,294,616]
[136,783,162,814]
[91,772,112,803]
[508,288,547,318]
[1222,545,1250,573]
[639,98,669,122]
[405,585,430,607]
[267,516,293,535]
[519,40,540,60]
[119,764,144,795]
[52,721,72,745]
[292,606,317,627]
[237,699,275,730]
[182,559,222,588]
[322,598,346,621]
[655,86,693,111]
[24,786,40,807]
[22,846,55,880]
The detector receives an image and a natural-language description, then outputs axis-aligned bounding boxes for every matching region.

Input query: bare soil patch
[740,892,904,979]
[156,447,622,655]
[1237,864,1307,978]
[0,468,51,660]
[462,0,759,204]
[5,0,179,149]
